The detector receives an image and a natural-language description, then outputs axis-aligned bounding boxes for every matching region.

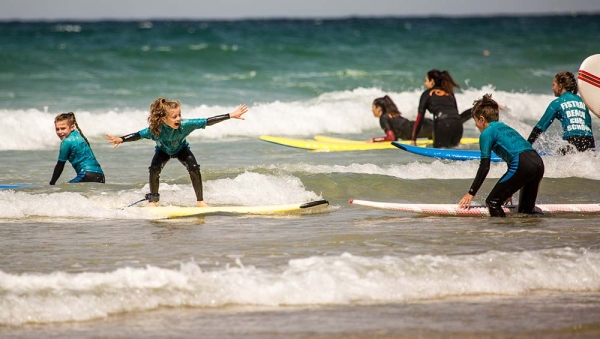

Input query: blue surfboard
[392,142,503,162]
[0,184,31,190]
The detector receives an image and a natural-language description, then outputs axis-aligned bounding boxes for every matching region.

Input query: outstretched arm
[369,130,396,143]
[106,132,141,149]
[528,103,557,145]
[206,104,249,126]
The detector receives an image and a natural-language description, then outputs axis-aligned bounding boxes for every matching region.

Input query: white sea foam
[257,150,600,180]
[0,172,322,219]
[0,86,563,151]
[1,247,599,325]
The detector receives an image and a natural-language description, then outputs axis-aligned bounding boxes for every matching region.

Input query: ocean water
[1,16,600,338]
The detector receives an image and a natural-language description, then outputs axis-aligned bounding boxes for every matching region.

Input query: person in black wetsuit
[368,95,433,142]
[411,69,463,148]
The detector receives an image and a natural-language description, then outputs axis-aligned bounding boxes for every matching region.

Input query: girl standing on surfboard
[50,112,105,185]
[527,71,595,153]
[411,69,463,148]
[459,94,544,217]
[106,98,248,207]
[368,95,433,142]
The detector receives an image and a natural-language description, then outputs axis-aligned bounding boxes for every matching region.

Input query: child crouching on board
[458,94,544,217]
[106,97,248,207]
[50,112,105,185]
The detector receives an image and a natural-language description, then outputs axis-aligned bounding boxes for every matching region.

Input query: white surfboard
[144,199,329,218]
[578,54,600,118]
[349,199,600,217]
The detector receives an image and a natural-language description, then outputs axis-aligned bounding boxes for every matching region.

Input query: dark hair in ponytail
[554,71,578,94]
[373,95,402,117]
[471,94,499,122]
[54,112,91,146]
[427,69,460,95]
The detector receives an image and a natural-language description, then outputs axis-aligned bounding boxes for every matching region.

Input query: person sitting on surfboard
[50,112,105,185]
[411,69,463,148]
[106,97,249,207]
[368,95,433,142]
[527,71,596,153]
[459,94,545,217]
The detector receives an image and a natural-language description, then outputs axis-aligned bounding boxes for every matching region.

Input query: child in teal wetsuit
[50,112,105,185]
[527,71,595,153]
[459,94,545,217]
[106,97,248,207]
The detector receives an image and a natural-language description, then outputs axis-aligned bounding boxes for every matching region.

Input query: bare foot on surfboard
[197,201,210,208]
[146,202,159,207]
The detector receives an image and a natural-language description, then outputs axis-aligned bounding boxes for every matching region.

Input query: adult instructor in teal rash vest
[459,94,544,217]
[527,71,596,153]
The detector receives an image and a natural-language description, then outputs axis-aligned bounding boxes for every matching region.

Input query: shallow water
[2,16,600,337]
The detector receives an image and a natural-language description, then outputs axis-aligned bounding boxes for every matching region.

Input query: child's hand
[106,134,123,149]
[458,193,474,209]
[230,104,249,120]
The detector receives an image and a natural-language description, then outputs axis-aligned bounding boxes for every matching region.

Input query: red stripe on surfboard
[579,69,600,82]
[578,70,600,89]
[579,75,600,89]
[578,70,600,84]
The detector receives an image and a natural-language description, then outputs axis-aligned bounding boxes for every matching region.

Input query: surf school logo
[430,89,449,97]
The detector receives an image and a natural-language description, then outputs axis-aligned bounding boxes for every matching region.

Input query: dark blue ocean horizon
[1,14,598,110]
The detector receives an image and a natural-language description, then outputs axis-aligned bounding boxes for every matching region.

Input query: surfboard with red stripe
[349,199,600,217]
[578,54,600,118]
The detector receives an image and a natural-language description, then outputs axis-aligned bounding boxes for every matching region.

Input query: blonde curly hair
[148,97,181,137]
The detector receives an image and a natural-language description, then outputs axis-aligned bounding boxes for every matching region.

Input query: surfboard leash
[126,197,148,208]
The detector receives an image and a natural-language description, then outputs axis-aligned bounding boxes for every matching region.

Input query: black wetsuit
[459,108,473,123]
[148,147,203,202]
[412,87,463,148]
[374,113,433,141]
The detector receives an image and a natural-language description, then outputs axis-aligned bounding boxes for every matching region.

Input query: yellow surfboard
[144,200,329,218]
[259,135,479,152]
[259,135,399,151]
[314,135,480,146]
